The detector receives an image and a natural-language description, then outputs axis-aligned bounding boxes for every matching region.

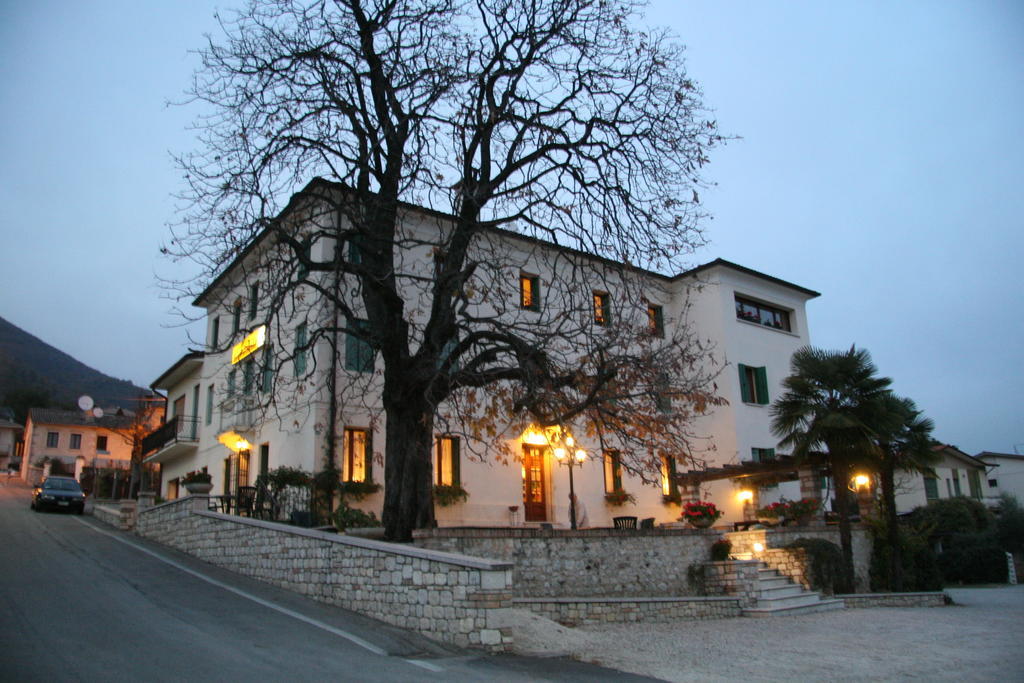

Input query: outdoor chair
[639,517,656,529]
[613,516,638,529]
[236,486,257,517]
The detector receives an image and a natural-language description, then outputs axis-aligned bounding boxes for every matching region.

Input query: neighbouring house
[143,179,821,527]
[21,407,161,495]
[975,451,1024,506]
[892,444,987,514]
[0,408,24,472]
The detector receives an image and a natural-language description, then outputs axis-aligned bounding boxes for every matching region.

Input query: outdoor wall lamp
[753,542,765,553]
[737,490,754,503]
[849,473,871,492]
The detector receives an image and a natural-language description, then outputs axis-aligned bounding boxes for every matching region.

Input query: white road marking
[73,517,405,659]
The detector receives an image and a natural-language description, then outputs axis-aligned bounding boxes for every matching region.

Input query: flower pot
[687,517,715,529]
[184,482,213,495]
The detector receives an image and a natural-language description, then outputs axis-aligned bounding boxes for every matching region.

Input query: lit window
[603,450,623,493]
[436,436,460,486]
[342,428,371,483]
[738,364,769,405]
[593,291,611,326]
[660,455,678,497]
[519,273,541,311]
[647,304,664,337]
[735,296,792,332]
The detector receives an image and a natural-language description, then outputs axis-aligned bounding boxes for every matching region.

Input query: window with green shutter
[968,470,982,499]
[738,364,770,405]
[294,323,307,376]
[604,450,623,493]
[751,447,776,463]
[924,477,939,501]
[345,319,374,372]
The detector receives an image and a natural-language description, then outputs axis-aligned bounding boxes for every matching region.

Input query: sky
[0,1,1021,454]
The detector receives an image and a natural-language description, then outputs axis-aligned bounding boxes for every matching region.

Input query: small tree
[771,346,892,592]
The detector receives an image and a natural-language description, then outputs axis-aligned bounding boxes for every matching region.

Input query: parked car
[31,476,86,514]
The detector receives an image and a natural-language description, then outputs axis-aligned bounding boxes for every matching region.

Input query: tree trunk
[830,457,856,593]
[880,456,903,591]
[382,398,435,542]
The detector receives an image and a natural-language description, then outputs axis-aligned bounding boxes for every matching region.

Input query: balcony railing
[142,415,200,455]
[219,396,257,433]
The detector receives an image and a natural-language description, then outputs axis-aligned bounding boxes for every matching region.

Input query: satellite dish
[93,407,104,419]
[78,395,94,411]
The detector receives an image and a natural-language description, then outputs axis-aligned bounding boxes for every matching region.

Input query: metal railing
[141,416,200,455]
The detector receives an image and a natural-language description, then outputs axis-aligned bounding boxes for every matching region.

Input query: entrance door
[522,446,547,522]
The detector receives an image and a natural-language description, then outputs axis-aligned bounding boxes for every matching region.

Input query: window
[227,369,237,397]
[297,235,312,279]
[924,477,939,501]
[603,450,623,493]
[347,234,364,264]
[46,432,59,448]
[294,323,307,376]
[259,443,270,480]
[647,304,665,337]
[435,436,460,486]
[988,478,999,488]
[751,447,775,463]
[654,372,672,413]
[738,364,769,405]
[205,384,214,425]
[70,433,82,450]
[735,296,791,332]
[593,291,611,326]
[96,435,108,452]
[519,273,540,311]
[342,428,371,483]
[261,346,274,393]
[968,470,982,499]
[248,283,259,320]
[661,455,678,498]
[345,319,374,373]
[211,317,220,349]
[223,457,232,495]
[242,358,255,395]
[231,301,242,335]
[951,469,961,496]
[167,478,179,500]
[238,449,250,488]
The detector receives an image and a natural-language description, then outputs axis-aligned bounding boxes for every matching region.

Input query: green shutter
[365,429,373,482]
[755,366,770,405]
[738,364,752,403]
[451,437,461,485]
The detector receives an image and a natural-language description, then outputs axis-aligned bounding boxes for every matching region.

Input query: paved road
[0,481,650,682]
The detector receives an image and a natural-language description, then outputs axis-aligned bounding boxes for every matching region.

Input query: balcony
[142,416,200,464]
[219,396,257,433]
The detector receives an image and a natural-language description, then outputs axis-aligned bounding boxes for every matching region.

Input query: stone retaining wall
[837,592,948,608]
[701,560,761,607]
[91,500,136,531]
[413,526,718,598]
[514,595,742,626]
[136,497,515,651]
[727,526,872,592]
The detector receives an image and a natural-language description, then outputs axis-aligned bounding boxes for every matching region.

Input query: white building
[145,182,820,527]
[975,451,1024,506]
[891,444,987,514]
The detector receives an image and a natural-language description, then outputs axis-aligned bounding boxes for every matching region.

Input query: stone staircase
[741,562,845,617]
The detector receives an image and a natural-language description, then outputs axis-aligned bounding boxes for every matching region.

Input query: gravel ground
[506,585,1024,682]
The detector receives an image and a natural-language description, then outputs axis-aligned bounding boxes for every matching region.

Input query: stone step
[742,598,846,618]
[755,591,826,610]
[757,575,792,590]
[758,583,806,600]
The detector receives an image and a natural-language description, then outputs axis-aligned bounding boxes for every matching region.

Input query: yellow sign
[231,325,266,364]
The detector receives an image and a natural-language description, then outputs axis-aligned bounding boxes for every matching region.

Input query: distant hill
[0,315,152,415]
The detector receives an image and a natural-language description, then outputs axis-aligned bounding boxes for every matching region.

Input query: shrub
[332,501,382,530]
[786,538,844,594]
[710,539,732,562]
[995,493,1024,555]
[604,489,636,506]
[434,483,469,507]
[338,480,382,500]
[256,466,311,493]
[910,497,993,537]
[938,532,1007,584]
[867,520,943,592]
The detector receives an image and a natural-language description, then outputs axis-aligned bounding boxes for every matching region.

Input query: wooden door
[522,446,547,522]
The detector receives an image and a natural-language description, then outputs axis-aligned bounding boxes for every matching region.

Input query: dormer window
[735,296,791,332]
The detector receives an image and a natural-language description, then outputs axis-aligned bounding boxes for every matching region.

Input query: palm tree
[874,394,935,591]
[771,345,892,593]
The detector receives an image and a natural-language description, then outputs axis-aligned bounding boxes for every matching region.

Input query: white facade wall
[977,453,1024,506]
[892,449,987,514]
[149,199,819,527]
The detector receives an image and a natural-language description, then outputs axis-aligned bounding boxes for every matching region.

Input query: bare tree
[166,0,725,541]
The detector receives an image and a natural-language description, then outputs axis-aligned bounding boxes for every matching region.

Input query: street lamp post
[554,437,587,530]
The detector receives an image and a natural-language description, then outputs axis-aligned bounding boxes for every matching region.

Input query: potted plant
[662,489,683,506]
[604,489,636,506]
[338,480,382,501]
[783,498,820,524]
[433,483,469,507]
[182,470,213,494]
[757,501,787,521]
[681,500,722,529]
